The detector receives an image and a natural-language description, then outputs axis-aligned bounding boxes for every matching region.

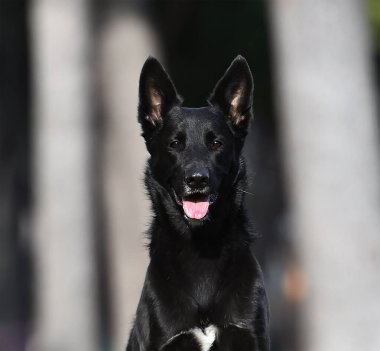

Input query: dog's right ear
[138,57,181,138]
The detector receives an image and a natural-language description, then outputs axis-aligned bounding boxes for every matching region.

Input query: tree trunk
[269,0,380,350]
[30,1,98,350]
[98,12,159,351]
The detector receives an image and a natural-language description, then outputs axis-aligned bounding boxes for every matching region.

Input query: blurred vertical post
[0,1,30,350]
[31,1,98,350]
[269,1,380,350]
[98,11,158,351]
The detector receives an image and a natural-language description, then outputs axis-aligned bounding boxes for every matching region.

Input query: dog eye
[169,140,184,151]
[210,140,222,151]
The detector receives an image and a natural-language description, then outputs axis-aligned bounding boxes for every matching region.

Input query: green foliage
[367,0,380,51]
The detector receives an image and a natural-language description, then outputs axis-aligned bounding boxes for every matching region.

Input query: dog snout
[185,169,210,189]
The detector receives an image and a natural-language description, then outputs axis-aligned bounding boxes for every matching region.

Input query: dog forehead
[169,106,227,133]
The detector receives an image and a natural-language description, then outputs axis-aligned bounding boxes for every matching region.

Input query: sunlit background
[1,1,380,351]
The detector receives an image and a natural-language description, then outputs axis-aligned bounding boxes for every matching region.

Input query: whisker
[234,187,255,196]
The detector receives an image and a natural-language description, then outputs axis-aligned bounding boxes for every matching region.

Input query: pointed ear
[208,55,254,136]
[138,57,182,136]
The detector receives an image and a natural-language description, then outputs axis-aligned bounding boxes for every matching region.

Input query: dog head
[138,56,253,227]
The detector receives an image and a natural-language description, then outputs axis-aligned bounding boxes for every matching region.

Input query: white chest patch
[163,324,218,351]
[190,325,218,351]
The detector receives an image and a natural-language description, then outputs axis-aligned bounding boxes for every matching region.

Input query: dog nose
[185,169,209,189]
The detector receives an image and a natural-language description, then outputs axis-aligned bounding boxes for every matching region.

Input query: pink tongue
[183,200,209,219]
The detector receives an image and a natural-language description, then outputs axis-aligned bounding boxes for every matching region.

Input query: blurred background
[1,0,380,351]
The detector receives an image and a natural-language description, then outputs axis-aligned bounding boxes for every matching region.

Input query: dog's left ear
[208,55,254,136]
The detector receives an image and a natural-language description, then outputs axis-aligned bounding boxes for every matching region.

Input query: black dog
[126,56,270,351]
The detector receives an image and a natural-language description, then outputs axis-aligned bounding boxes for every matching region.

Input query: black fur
[127,56,270,351]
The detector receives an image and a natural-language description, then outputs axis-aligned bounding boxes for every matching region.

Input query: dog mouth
[173,191,216,220]
[182,194,210,220]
